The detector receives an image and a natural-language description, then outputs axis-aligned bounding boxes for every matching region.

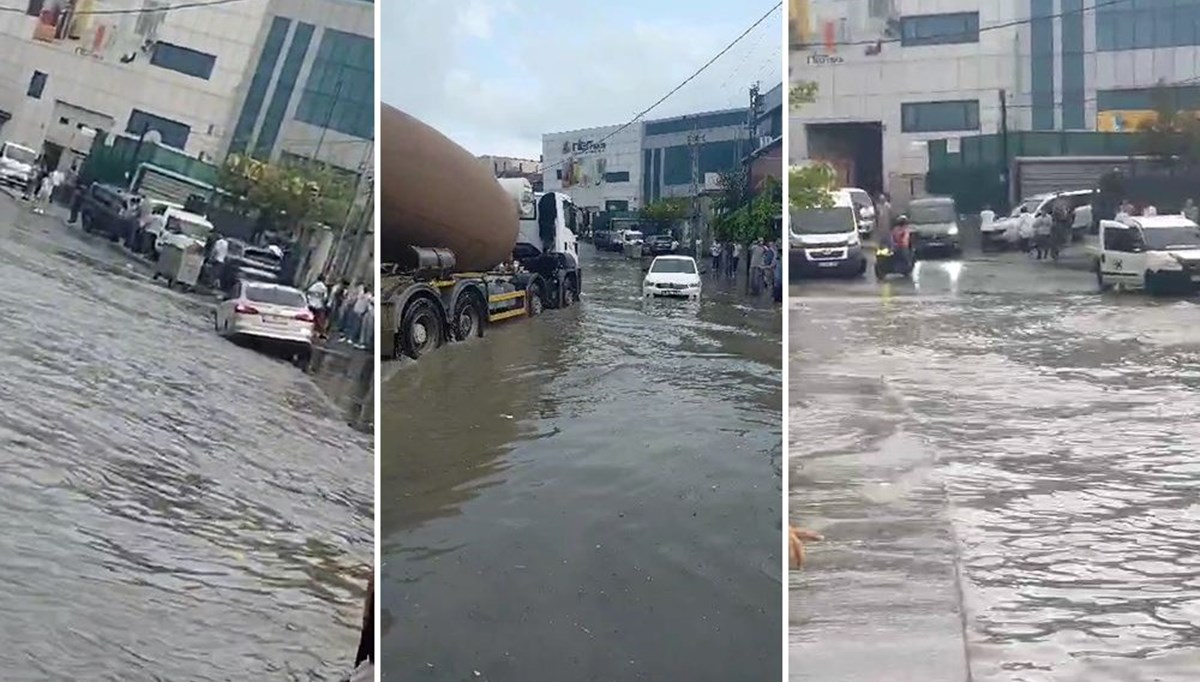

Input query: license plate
[264,315,289,325]
[818,262,839,268]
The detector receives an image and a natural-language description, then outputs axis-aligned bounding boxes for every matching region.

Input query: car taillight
[294,311,313,322]
[234,303,259,315]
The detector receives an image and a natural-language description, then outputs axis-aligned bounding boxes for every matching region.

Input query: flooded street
[0,195,372,680]
[791,253,1200,681]
[382,245,782,680]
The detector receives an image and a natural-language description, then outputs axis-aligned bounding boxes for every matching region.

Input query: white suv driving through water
[790,189,866,278]
[1096,215,1200,295]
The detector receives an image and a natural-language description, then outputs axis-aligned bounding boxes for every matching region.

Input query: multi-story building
[0,0,373,176]
[542,123,644,213]
[747,82,784,190]
[479,155,540,177]
[542,102,760,213]
[791,0,1200,204]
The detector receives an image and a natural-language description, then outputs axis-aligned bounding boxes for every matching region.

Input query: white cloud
[381,1,781,159]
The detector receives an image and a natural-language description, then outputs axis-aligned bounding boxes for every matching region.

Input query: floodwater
[791,253,1200,681]
[382,245,783,680]
[0,196,372,680]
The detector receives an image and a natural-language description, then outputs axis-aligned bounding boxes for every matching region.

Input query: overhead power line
[542,2,783,174]
[0,0,250,16]
[792,0,1132,50]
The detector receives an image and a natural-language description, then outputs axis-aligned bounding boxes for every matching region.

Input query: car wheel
[400,297,443,359]
[1095,263,1112,292]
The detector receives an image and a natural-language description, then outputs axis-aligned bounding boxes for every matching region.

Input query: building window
[25,0,42,16]
[605,200,629,212]
[126,109,191,150]
[296,29,374,140]
[644,111,746,136]
[603,171,630,183]
[228,16,290,155]
[150,42,216,80]
[900,100,980,133]
[27,71,46,99]
[899,12,979,47]
[254,22,314,159]
[1097,0,1200,51]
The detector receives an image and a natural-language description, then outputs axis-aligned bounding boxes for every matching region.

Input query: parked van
[0,142,37,189]
[790,189,866,278]
[1096,215,1200,295]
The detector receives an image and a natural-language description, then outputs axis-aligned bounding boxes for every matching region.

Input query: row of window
[1097,1,1200,51]
[295,29,374,141]
[900,100,980,133]
[899,12,980,47]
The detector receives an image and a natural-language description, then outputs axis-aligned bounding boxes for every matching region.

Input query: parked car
[131,199,186,254]
[214,280,314,362]
[1095,215,1200,295]
[843,187,876,239]
[80,184,141,242]
[618,229,645,247]
[219,241,284,292]
[907,196,962,257]
[0,142,37,189]
[642,255,701,300]
[153,209,214,256]
[986,190,1095,249]
[645,234,678,255]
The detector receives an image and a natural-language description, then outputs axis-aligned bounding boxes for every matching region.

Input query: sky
[380,0,783,159]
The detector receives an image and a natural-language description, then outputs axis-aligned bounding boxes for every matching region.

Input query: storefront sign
[806,53,844,65]
[561,139,607,155]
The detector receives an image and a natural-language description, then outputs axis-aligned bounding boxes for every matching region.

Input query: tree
[217,154,355,235]
[713,176,782,244]
[638,198,689,234]
[790,81,835,210]
[1137,80,1200,168]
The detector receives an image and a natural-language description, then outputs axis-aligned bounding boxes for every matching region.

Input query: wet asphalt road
[791,251,1200,681]
[0,195,372,680]
[382,245,782,681]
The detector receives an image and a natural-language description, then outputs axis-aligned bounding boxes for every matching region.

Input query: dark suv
[646,234,677,255]
[80,184,141,242]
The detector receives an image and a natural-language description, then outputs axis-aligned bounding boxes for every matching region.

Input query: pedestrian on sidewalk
[710,240,721,273]
[731,242,742,280]
[762,241,777,293]
[208,235,229,289]
[340,281,366,339]
[354,292,374,351]
[33,170,59,215]
[306,274,329,338]
[748,239,765,295]
[66,164,82,224]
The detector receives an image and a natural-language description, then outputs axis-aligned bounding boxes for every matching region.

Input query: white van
[790,188,866,278]
[154,208,214,255]
[0,142,37,189]
[1096,215,1200,295]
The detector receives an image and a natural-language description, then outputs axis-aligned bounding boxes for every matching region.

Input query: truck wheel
[526,282,544,316]
[559,278,576,308]
[452,291,485,341]
[400,297,443,359]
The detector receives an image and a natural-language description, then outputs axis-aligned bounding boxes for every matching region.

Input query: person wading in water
[790,525,822,568]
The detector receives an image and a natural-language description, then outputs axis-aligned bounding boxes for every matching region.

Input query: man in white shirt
[306,275,329,337]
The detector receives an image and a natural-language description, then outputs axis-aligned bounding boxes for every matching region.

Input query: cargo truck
[380,104,582,360]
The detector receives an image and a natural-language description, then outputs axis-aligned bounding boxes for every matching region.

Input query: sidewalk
[790,416,970,680]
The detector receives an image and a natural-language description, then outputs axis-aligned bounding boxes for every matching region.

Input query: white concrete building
[542,123,644,213]
[0,0,372,175]
[791,0,1200,203]
[480,155,540,177]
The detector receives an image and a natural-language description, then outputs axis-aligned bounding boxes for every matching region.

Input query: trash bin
[153,242,205,291]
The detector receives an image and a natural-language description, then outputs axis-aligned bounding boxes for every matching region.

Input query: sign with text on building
[1095,110,1181,132]
[561,139,607,156]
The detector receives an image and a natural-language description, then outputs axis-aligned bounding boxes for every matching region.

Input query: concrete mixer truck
[380,104,583,360]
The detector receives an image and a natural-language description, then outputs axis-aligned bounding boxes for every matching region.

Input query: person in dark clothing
[67,165,83,224]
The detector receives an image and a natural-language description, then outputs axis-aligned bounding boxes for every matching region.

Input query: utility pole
[999,88,1010,210]
[747,82,762,197]
[687,124,706,261]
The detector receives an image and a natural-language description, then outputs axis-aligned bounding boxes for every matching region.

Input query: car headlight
[948,225,959,236]
[1151,253,1184,271]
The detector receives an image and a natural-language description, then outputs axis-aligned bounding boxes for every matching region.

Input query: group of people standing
[22,157,74,215]
[709,239,780,296]
[309,276,374,351]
